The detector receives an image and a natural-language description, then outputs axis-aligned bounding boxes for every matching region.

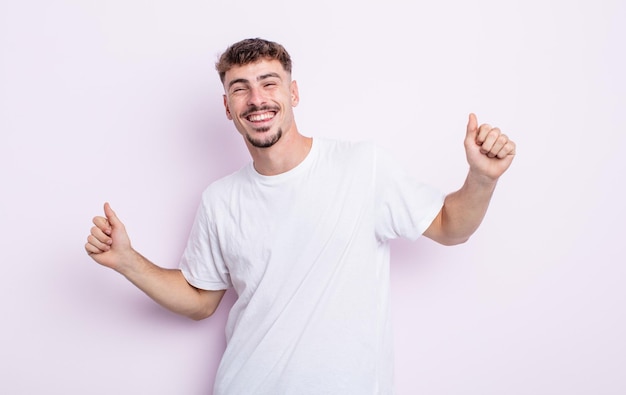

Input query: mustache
[242,105,279,118]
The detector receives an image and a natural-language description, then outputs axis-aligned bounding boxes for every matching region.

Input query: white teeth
[248,112,274,122]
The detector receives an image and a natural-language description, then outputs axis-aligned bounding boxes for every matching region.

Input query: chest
[213,166,375,296]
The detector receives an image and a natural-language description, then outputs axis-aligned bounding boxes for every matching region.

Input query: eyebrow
[227,72,282,89]
[258,72,281,81]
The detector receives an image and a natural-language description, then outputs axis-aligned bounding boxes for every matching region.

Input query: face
[223,59,299,149]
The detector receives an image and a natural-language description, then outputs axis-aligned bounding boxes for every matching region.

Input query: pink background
[1,0,625,393]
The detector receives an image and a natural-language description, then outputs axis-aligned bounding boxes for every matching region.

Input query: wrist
[116,248,143,276]
[466,168,499,190]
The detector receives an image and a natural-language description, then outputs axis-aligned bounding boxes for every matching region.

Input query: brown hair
[215,38,292,83]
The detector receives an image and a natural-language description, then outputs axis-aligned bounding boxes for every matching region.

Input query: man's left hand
[464,113,516,182]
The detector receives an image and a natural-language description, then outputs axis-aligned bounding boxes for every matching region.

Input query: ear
[290,80,300,107]
[223,94,233,120]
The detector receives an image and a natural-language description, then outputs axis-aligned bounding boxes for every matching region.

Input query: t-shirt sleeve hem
[180,268,230,291]
[413,195,445,241]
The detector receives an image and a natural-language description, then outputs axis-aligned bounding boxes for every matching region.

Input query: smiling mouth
[246,112,276,122]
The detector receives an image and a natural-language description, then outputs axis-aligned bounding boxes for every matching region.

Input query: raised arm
[423,113,516,246]
[85,203,225,320]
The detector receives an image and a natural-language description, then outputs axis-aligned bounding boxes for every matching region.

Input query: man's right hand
[84,202,225,320]
[85,202,133,272]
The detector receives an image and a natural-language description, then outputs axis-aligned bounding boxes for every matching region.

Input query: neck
[247,129,312,176]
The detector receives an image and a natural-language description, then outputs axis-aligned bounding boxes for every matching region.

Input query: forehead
[223,59,289,85]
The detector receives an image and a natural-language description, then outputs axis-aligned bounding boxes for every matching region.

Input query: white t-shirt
[180,138,444,395]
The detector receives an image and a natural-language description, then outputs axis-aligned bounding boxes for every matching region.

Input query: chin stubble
[247,128,283,148]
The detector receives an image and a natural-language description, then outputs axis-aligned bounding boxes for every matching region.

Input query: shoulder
[200,164,252,206]
[315,137,377,163]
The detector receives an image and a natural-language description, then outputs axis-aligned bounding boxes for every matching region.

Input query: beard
[245,127,283,148]
[240,105,283,148]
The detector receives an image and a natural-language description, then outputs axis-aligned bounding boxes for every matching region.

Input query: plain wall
[1,0,624,393]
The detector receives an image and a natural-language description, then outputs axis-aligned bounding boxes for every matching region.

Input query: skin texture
[222,59,311,176]
[85,203,225,320]
[423,113,516,245]
[85,58,516,318]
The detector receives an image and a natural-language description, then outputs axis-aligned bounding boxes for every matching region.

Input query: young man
[85,38,515,394]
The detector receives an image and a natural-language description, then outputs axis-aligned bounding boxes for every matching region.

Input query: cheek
[227,99,244,117]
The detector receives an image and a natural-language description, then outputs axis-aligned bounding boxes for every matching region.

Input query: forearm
[430,170,498,245]
[86,203,225,320]
[423,113,514,246]
[117,251,222,320]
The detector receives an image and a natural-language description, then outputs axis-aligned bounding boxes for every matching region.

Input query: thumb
[466,112,478,139]
[103,202,123,228]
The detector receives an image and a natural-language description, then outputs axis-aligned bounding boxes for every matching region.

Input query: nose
[247,87,266,107]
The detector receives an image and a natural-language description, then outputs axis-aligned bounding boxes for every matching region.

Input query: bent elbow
[185,287,226,321]
[438,235,470,246]
[189,313,209,321]
[188,296,225,321]
[187,305,218,321]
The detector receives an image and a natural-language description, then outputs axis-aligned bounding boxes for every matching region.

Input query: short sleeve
[374,146,445,242]
[179,197,232,290]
